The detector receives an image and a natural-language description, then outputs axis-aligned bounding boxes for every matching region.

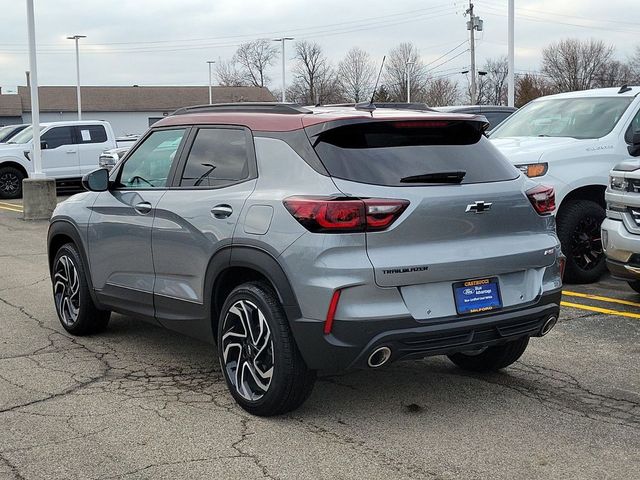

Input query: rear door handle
[134,201,152,215]
[211,204,233,218]
[66,150,77,154]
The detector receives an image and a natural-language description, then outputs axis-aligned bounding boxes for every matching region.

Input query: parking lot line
[561,300,640,319]
[563,290,640,309]
[0,202,23,213]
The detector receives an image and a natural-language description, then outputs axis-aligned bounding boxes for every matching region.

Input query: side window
[483,112,510,130]
[75,125,107,144]
[625,108,640,144]
[41,127,74,149]
[118,128,186,189]
[180,128,250,187]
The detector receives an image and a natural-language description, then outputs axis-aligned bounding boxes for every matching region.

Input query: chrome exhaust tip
[367,346,392,368]
[540,316,558,336]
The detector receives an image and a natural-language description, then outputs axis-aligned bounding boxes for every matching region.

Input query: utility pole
[67,35,86,120]
[406,61,414,103]
[507,0,515,107]
[273,37,294,102]
[206,60,215,104]
[465,2,483,104]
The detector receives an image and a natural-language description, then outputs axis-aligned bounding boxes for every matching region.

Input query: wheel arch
[48,220,103,307]
[558,184,606,215]
[205,246,302,339]
[0,160,29,179]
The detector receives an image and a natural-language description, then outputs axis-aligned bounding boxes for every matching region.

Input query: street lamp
[273,37,294,103]
[406,61,415,103]
[67,35,86,120]
[206,60,215,104]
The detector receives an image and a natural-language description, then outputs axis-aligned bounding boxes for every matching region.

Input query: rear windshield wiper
[400,171,466,184]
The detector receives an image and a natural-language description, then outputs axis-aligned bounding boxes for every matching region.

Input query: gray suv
[47,103,564,416]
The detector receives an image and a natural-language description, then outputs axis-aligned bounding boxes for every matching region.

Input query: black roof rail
[318,102,433,111]
[170,102,312,116]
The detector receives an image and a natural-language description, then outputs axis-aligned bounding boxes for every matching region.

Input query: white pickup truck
[490,86,640,283]
[0,120,116,199]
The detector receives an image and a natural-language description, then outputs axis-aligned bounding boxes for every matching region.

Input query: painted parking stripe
[561,301,640,319]
[563,290,640,309]
[0,204,23,213]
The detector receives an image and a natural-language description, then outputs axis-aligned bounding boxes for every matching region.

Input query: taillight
[283,196,409,233]
[526,185,555,215]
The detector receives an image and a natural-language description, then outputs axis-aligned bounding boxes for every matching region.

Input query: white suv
[490,86,640,283]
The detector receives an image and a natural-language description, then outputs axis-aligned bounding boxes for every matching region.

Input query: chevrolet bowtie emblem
[465,201,493,214]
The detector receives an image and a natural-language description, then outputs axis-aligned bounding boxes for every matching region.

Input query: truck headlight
[610,176,628,191]
[516,163,548,178]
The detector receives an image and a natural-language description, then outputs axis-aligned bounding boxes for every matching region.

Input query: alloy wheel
[570,215,603,271]
[53,255,80,327]
[0,172,20,195]
[221,300,274,401]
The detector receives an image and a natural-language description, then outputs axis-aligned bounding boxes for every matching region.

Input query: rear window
[312,121,518,186]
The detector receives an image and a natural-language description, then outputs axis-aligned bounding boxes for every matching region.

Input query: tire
[447,337,529,372]
[0,166,24,200]
[217,281,316,416]
[556,199,606,284]
[52,243,110,335]
[628,281,640,294]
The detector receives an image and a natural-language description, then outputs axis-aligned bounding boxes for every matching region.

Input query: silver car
[47,103,564,416]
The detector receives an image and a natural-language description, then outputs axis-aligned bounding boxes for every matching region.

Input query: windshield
[491,97,632,140]
[0,126,17,142]
[6,126,44,144]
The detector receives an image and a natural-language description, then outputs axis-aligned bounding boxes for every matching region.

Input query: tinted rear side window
[180,128,250,187]
[312,121,518,186]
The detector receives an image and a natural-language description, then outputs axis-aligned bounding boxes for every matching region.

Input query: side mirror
[40,141,48,150]
[629,132,640,157]
[82,168,110,192]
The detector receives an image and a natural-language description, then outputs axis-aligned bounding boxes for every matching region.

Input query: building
[0,85,275,136]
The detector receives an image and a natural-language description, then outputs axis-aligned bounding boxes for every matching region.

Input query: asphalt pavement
[0,199,638,479]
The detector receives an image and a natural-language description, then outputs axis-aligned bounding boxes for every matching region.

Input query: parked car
[601,154,640,292]
[48,103,563,416]
[490,86,640,284]
[0,120,117,199]
[0,124,29,143]
[99,146,130,171]
[434,105,516,132]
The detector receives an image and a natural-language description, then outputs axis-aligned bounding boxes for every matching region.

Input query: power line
[423,40,469,68]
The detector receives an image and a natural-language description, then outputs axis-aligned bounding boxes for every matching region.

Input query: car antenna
[618,85,632,94]
[355,56,385,116]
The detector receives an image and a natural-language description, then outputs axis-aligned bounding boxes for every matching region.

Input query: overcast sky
[0,0,638,92]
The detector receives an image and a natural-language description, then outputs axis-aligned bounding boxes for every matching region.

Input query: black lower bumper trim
[291,289,562,372]
[606,259,640,281]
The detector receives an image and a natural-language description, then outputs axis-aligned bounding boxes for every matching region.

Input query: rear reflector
[283,196,409,233]
[526,185,555,215]
[324,290,341,335]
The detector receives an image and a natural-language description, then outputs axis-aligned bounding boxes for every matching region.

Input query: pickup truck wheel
[447,337,529,372]
[628,281,640,294]
[557,200,606,284]
[0,166,24,199]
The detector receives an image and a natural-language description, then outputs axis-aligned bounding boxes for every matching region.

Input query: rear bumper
[290,289,562,372]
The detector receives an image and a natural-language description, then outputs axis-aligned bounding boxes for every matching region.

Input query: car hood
[490,136,582,164]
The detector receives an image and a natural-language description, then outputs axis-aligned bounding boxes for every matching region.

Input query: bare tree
[215,58,247,87]
[234,39,278,88]
[482,56,509,105]
[383,42,428,102]
[594,60,635,87]
[336,47,376,103]
[288,40,341,104]
[515,73,555,107]
[424,77,459,106]
[628,45,640,84]
[541,38,614,92]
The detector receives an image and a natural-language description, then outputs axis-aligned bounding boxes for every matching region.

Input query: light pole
[273,37,294,102]
[406,61,415,103]
[206,60,215,104]
[507,0,515,106]
[67,35,86,120]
